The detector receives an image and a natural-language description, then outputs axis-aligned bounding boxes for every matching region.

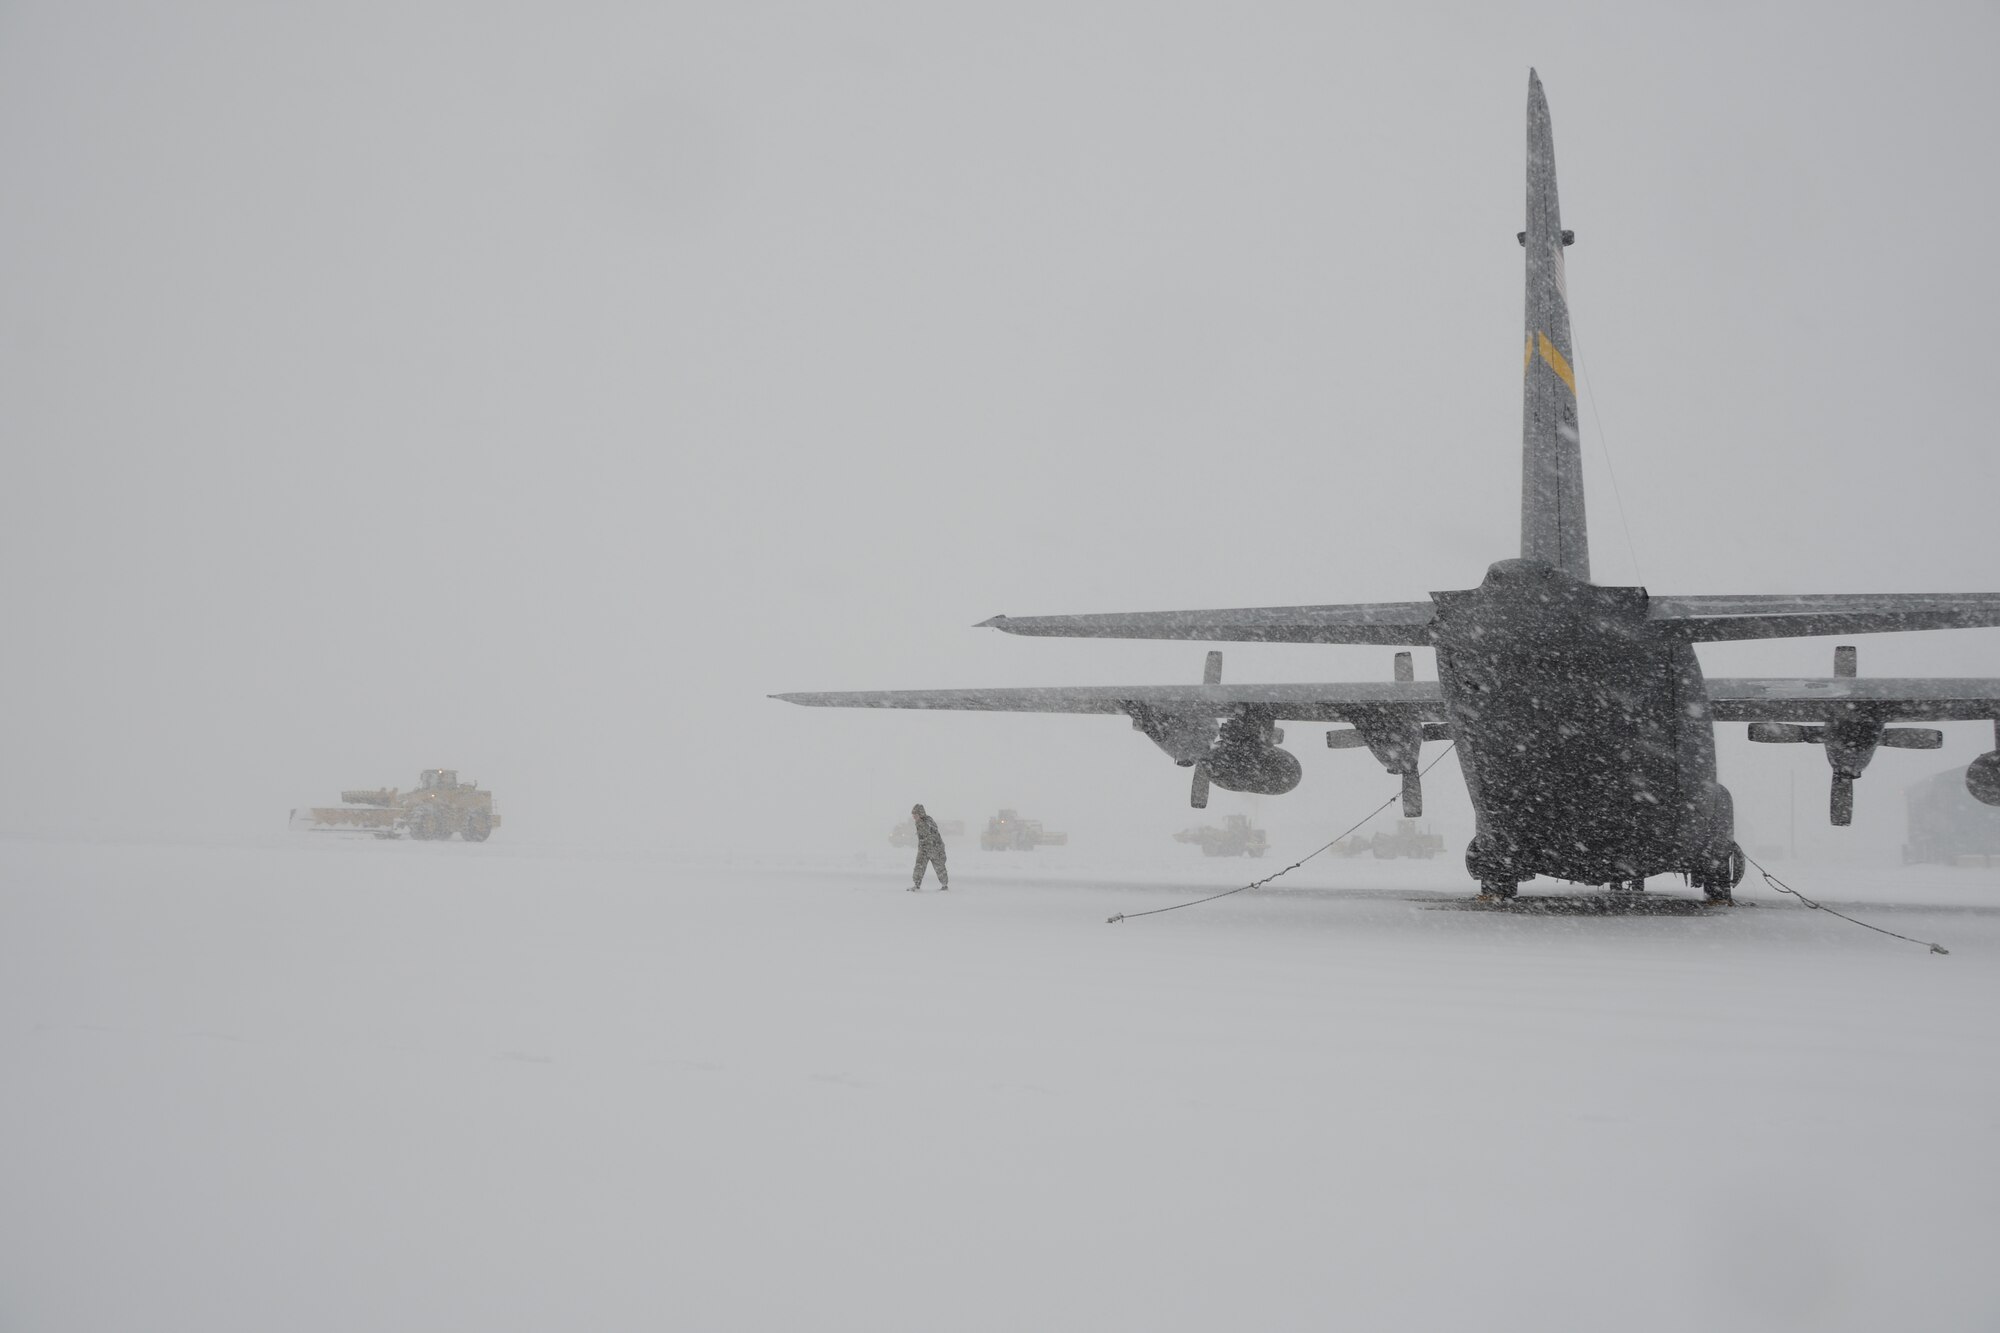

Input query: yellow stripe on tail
[1535,332,1576,394]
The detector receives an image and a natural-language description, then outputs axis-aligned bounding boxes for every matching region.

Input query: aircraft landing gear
[1466,838,1522,902]
[1690,843,1746,905]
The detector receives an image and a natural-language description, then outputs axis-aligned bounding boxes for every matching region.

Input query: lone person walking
[910,803,949,892]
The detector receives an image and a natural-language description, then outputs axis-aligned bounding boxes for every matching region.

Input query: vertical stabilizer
[1520,70,1591,581]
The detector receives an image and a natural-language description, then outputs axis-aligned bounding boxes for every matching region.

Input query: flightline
[1106,746,1458,924]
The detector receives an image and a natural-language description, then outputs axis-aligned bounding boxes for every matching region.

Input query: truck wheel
[463,816,492,843]
[408,806,449,840]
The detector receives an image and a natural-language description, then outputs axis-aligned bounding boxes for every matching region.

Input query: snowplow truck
[292,769,499,841]
[1333,819,1444,859]
[1174,813,1269,857]
[980,809,1068,851]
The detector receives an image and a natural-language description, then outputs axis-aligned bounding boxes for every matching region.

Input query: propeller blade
[1830,773,1854,826]
[1834,645,1857,678]
[1203,651,1223,686]
[1401,770,1423,818]
[1394,651,1414,683]
[1190,764,1211,809]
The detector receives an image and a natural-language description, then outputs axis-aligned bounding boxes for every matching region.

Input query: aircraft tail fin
[1520,69,1590,582]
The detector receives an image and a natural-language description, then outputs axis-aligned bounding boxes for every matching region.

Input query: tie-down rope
[1743,852,1948,955]
[1107,745,1457,924]
[1107,752,1951,954]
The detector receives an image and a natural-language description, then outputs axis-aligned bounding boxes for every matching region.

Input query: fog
[2,2,1995,864]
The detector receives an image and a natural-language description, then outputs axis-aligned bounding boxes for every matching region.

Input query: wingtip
[976,615,1009,630]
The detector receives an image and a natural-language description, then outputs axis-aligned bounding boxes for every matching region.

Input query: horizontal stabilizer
[1648,593,2000,642]
[1707,677,2000,722]
[773,680,1445,723]
[977,601,1436,645]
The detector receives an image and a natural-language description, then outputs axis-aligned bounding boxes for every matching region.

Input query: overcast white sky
[2,2,1995,860]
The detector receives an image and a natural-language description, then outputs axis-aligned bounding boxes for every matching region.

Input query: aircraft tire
[1692,842,1745,901]
[408,805,450,841]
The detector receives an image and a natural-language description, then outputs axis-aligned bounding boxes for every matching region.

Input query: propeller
[1393,652,1421,817]
[1746,645,1941,827]
[1829,644,1858,825]
[1326,652,1428,816]
[1190,651,1222,809]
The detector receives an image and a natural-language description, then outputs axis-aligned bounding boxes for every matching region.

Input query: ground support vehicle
[1904,766,2000,865]
[1337,819,1446,859]
[291,769,499,842]
[1174,814,1269,857]
[980,809,1068,851]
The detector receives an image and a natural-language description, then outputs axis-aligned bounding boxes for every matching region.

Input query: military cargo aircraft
[776,71,2000,901]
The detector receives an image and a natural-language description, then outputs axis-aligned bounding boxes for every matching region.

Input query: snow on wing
[1705,677,2000,722]
[1648,593,2000,642]
[975,601,1437,645]
[771,681,1446,724]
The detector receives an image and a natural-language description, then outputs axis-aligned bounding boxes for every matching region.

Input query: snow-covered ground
[4,835,1997,1332]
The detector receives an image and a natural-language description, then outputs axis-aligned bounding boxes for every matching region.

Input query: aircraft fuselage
[1433,560,1732,886]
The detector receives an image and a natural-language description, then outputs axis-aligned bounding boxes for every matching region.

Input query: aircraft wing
[972,593,2000,645]
[1649,594,2000,642]
[773,680,1447,725]
[1706,678,2000,722]
[975,601,1437,645]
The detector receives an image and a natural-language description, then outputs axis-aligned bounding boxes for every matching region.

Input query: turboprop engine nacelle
[1968,752,2000,807]
[1323,651,1448,817]
[1126,651,1302,807]
[1746,645,1942,826]
[1208,714,1303,796]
